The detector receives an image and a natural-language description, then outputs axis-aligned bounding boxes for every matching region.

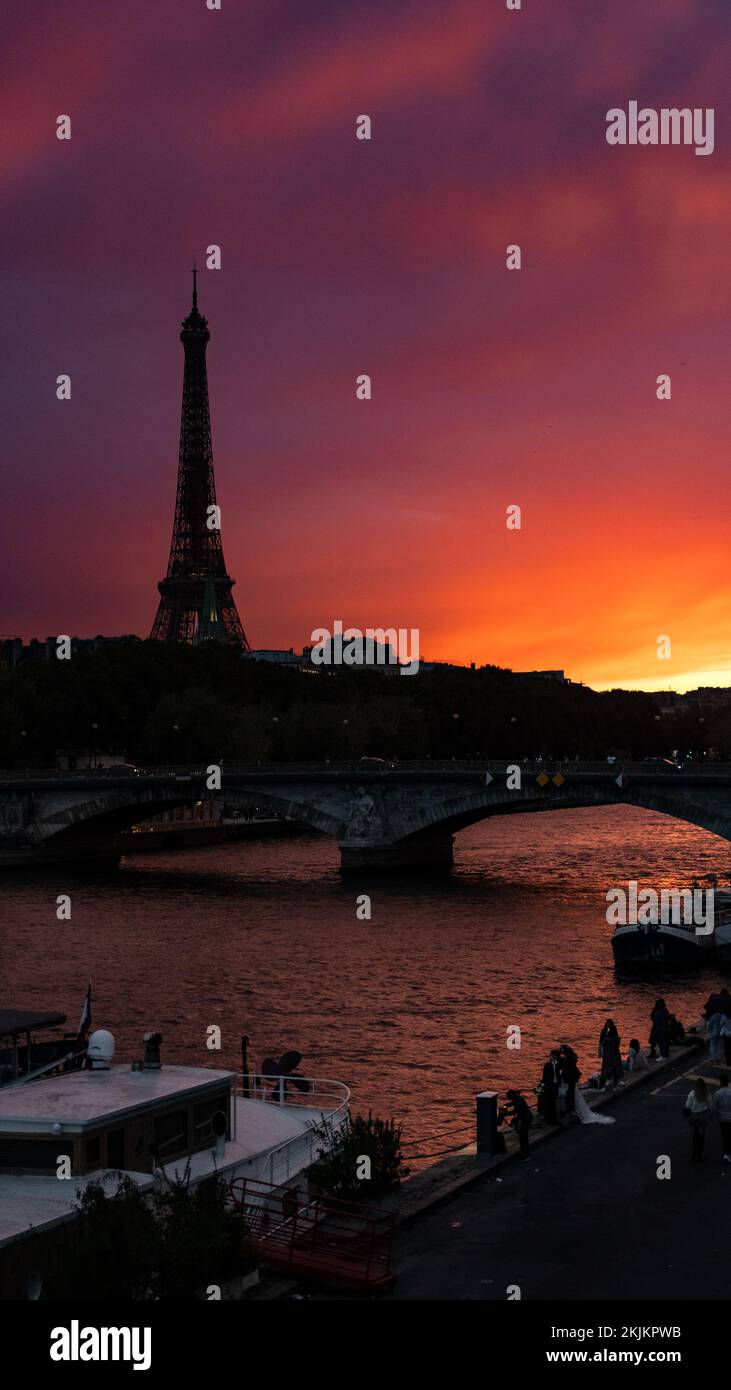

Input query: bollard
[476,1090,504,1155]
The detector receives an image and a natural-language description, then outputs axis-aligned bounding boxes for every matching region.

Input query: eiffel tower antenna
[149,274,249,647]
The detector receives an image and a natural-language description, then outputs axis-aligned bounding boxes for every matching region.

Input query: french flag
[76,982,92,1046]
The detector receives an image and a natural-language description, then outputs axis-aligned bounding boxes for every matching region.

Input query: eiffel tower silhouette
[150,269,249,647]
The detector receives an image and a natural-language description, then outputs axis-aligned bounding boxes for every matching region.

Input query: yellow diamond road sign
[553,773,565,787]
[536,772,549,786]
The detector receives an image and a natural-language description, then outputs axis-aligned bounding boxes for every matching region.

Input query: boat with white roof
[0,1021,349,1297]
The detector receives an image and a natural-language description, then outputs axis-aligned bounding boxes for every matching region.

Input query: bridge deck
[4,760,731,792]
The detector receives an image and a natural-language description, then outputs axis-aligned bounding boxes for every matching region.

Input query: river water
[2,807,728,1166]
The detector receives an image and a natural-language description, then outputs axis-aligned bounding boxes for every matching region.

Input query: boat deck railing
[233,1073,350,1117]
[231,1074,350,1187]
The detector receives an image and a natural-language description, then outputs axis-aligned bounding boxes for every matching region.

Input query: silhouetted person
[712,1074,731,1163]
[599,1019,623,1088]
[704,987,731,1020]
[684,1078,711,1160]
[650,998,671,1060]
[541,1050,561,1125]
[707,1009,725,1063]
[669,1014,685,1045]
[626,1038,649,1071]
[559,1044,580,1113]
[503,1089,533,1159]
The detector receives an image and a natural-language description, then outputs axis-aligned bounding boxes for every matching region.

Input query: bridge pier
[339,834,454,872]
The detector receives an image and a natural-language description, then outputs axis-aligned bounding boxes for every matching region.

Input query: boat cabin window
[0,1138,72,1171]
[153,1109,188,1156]
[107,1129,125,1169]
[193,1095,230,1141]
[84,1136,101,1166]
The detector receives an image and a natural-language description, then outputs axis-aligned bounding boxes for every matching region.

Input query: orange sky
[1,0,729,693]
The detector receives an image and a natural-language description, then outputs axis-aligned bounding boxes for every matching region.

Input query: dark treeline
[0,642,720,768]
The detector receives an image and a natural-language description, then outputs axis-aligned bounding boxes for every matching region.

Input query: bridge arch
[1,780,345,865]
[391,787,731,856]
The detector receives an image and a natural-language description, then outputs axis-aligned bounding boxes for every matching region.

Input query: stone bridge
[3,761,731,870]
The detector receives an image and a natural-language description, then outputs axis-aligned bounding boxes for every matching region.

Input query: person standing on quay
[541,1050,561,1125]
[650,998,671,1060]
[704,986,731,1021]
[707,1009,725,1063]
[559,1043,580,1113]
[712,1074,731,1164]
[684,1078,711,1161]
[503,1089,533,1160]
[599,1019,623,1088]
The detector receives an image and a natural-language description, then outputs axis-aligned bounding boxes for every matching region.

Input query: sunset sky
[1,0,729,691]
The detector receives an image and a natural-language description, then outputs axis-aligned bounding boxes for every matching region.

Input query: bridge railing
[4,759,731,782]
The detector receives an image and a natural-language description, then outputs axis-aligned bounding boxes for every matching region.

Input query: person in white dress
[574,1087,615,1126]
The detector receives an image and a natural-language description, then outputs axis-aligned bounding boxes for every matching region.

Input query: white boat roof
[0,1065,235,1134]
[0,1095,335,1249]
[0,1169,157,1249]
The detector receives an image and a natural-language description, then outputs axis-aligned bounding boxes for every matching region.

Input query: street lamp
[91,723,99,770]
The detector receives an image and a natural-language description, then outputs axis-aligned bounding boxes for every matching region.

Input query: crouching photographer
[498,1088,534,1161]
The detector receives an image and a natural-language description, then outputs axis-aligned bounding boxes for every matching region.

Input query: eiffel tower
[150,269,249,647]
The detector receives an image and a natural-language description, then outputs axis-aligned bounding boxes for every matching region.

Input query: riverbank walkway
[385,1045,731,1300]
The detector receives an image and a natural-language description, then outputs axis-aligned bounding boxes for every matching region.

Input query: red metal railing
[229,1177,395,1292]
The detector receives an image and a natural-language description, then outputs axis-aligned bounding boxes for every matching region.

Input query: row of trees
[0,640,719,768]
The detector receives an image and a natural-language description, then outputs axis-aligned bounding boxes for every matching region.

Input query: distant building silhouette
[0,635,140,667]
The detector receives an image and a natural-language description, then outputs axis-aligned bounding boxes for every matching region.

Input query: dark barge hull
[612,925,713,970]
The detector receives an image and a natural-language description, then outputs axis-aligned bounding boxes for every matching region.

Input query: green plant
[309,1111,409,1200]
[43,1169,249,1300]
[150,1168,245,1300]
[45,1175,157,1300]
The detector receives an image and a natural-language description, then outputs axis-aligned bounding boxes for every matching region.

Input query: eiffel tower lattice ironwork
[150,268,249,647]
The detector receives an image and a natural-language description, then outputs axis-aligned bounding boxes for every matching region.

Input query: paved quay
[385,1046,731,1301]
